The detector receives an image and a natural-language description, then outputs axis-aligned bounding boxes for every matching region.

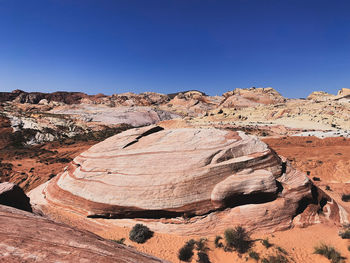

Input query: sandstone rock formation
[29,126,346,235]
[221,87,286,108]
[338,88,350,97]
[0,204,166,263]
[307,91,336,101]
[0,182,32,212]
[163,90,222,116]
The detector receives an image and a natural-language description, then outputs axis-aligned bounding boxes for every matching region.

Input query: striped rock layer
[29,126,347,235]
[0,205,167,263]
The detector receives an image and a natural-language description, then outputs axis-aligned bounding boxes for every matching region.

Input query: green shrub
[341,194,350,202]
[261,238,273,249]
[261,254,289,263]
[112,238,125,245]
[339,228,350,239]
[195,238,208,252]
[314,244,344,263]
[129,224,153,244]
[276,246,288,255]
[224,226,251,253]
[178,240,195,262]
[197,251,211,263]
[248,251,260,261]
[214,235,223,248]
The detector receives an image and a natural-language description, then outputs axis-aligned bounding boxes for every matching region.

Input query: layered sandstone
[29,126,346,235]
[221,87,286,108]
[0,204,166,263]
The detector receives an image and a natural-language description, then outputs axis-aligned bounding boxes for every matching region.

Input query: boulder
[0,204,167,263]
[29,126,346,235]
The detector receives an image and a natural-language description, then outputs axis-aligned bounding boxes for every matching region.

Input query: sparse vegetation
[261,238,273,249]
[214,235,223,248]
[195,238,208,252]
[112,238,125,245]
[178,239,196,262]
[197,251,211,263]
[339,226,350,239]
[249,251,260,261]
[276,246,288,255]
[341,194,350,202]
[129,224,153,244]
[314,244,344,263]
[224,226,252,253]
[261,254,289,263]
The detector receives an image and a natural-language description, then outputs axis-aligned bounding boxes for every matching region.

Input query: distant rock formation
[338,88,350,97]
[307,91,335,101]
[0,204,167,262]
[29,126,346,235]
[221,87,286,108]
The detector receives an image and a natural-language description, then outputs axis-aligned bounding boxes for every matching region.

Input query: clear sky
[1,0,350,98]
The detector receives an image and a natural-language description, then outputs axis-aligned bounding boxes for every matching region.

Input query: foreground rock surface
[0,204,167,263]
[29,126,346,235]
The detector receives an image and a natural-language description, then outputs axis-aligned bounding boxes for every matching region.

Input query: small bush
[339,226,350,239]
[325,185,331,191]
[197,251,211,263]
[129,224,153,244]
[341,194,350,202]
[186,239,196,248]
[313,177,321,181]
[249,251,260,261]
[277,246,288,255]
[261,255,289,263]
[261,238,273,249]
[214,235,223,248]
[224,226,251,253]
[178,240,195,262]
[314,244,344,263]
[195,238,208,252]
[112,238,125,245]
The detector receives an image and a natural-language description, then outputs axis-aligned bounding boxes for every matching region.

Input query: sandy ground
[42,201,349,263]
[0,141,95,192]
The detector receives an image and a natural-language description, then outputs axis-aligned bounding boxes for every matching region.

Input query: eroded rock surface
[0,205,166,263]
[29,126,346,235]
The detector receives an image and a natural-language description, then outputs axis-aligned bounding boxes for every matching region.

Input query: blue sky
[1,0,350,98]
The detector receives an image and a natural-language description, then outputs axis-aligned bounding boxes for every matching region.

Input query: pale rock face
[50,105,179,127]
[221,87,286,108]
[29,126,346,235]
[0,205,167,263]
[338,88,350,96]
[307,91,335,101]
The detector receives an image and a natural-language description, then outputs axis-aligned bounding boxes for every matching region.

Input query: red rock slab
[0,204,167,263]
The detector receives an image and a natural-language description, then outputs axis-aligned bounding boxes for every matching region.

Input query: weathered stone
[0,204,167,263]
[29,126,346,235]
